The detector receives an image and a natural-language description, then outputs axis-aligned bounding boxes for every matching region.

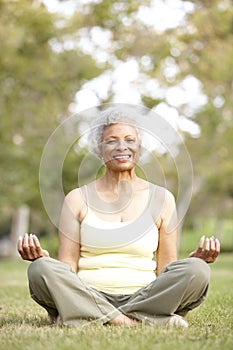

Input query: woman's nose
[116,139,127,151]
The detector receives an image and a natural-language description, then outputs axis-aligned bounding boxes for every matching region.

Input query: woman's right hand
[18,233,49,261]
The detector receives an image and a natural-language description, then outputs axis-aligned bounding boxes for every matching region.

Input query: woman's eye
[106,140,116,145]
[126,139,135,143]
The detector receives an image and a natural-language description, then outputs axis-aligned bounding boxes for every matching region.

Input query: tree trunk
[10,205,30,258]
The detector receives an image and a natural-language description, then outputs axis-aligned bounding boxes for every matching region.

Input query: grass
[0,236,233,350]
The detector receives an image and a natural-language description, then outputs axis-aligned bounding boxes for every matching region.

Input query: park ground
[0,230,232,350]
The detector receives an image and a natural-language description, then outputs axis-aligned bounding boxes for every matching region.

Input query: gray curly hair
[89,108,142,158]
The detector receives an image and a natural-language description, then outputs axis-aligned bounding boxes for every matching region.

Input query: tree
[69,0,233,223]
[172,0,233,222]
[0,0,103,234]
[1,0,232,237]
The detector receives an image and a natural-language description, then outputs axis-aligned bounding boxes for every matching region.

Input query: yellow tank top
[78,205,158,295]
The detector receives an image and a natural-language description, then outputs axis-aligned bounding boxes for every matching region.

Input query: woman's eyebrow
[103,135,118,140]
[103,134,137,140]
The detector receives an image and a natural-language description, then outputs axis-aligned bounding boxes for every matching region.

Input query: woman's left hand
[188,235,220,263]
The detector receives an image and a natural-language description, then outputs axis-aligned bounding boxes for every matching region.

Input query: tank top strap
[147,183,157,208]
[80,184,89,205]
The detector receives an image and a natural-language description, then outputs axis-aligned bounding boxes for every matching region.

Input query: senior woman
[18,108,220,328]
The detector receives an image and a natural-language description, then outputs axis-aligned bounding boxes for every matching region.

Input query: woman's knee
[28,257,53,283]
[185,257,210,284]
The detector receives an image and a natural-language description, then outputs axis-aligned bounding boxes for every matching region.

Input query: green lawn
[0,253,232,350]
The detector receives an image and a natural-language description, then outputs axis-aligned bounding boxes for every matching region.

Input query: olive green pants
[27,257,210,327]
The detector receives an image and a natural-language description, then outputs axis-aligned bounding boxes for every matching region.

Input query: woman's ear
[139,141,143,156]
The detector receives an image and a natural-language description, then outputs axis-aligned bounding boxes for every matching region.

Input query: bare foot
[108,314,138,326]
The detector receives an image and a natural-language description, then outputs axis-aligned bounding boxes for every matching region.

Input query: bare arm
[58,189,84,272]
[156,189,178,275]
[18,188,84,271]
[154,188,220,274]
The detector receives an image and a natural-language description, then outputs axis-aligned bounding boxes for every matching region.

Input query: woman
[18,109,220,328]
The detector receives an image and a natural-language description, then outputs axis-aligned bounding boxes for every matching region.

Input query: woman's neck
[89,170,148,212]
[100,169,138,192]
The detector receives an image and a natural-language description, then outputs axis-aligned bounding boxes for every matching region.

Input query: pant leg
[27,257,121,326]
[119,258,210,325]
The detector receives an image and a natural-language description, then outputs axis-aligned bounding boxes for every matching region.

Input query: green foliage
[166,1,233,222]
[0,0,232,235]
[0,0,103,229]
[78,0,150,29]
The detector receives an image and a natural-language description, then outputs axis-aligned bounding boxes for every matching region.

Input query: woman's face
[101,123,141,170]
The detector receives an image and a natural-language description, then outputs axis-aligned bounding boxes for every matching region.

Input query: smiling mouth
[113,155,131,160]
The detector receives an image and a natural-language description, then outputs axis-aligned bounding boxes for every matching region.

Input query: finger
[18,235,28,259]
[32,235,44,256]
[209,237,216,253]
[17,235,23,252]
[29,233,38,259]
[204,237,210,252]
[22,233,34,260]
[196,235,205,254]
[212,238,221,259]
[33,234,41,248]
[215,238,221,253]
[22,233,29,249]
[42,249,50,257]
[29,233,34,247]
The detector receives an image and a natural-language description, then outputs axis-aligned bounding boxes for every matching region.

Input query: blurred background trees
[0,0,103,238]
[0,0,232,253]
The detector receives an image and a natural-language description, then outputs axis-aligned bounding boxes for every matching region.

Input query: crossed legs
[28,257,210,327]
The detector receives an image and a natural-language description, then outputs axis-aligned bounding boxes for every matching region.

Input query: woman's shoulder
[63,186,88,221]
[148,183,176,208]
[65,186,87,204]
[148,182,175,197]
